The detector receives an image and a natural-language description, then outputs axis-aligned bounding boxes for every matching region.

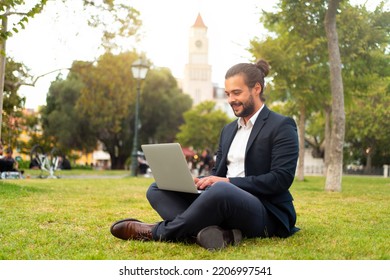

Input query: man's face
[224,74,261,120]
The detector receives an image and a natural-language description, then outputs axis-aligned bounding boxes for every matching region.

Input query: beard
[230,94,256,118]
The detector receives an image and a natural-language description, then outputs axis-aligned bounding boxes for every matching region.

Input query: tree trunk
[297,104,306,181]
[324,0,345,192]
[323,106,331,175]
[105,140,131,170]
[110,155,126,170]
[0,13,8,142]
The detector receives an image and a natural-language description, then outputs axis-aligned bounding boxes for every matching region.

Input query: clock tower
[183,13,213,105]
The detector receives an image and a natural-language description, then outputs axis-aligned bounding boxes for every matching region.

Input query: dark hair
[225,59,270,101]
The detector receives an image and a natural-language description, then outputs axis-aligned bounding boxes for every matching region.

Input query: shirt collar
[237,104,264,129]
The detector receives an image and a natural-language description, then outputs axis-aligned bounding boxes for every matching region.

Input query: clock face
[195,40,202,48]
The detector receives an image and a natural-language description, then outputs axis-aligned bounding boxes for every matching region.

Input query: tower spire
[192,13,207,29]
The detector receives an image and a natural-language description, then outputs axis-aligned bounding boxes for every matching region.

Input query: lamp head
[131,58,149,80]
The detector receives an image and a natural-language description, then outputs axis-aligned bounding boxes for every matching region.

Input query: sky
[6,0,388,110]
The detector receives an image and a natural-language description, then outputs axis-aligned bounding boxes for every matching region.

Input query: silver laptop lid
[141,143,202,194]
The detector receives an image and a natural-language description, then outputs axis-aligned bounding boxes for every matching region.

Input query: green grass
[0,174,389,260]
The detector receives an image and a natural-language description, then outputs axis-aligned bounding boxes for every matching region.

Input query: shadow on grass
[0,181,51,197]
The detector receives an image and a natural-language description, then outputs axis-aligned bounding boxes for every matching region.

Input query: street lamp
[130,58,149,176]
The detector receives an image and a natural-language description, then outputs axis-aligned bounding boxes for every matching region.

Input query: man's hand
[194,176,229,190]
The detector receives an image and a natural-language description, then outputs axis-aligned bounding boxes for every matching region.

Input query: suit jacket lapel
[223,123,238,152]
[245,105,270,154]
[216,122,237,175]
[222,122,238,163]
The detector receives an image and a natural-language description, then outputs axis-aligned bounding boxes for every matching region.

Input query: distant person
[198,148,212,176]
[110,59,299,250]
[0,147,19,172]
[58,155,71,170]
[29,158,40,169]
[29,148,41,169]
[0,144,4,159]
[3,147,19,170]
[137,152,149,175]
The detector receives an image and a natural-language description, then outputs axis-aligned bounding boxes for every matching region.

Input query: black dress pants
[146,181,277,242]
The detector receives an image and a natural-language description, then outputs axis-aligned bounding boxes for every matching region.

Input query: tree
[139,67,192,144]
[249,0,330,181]
[345,79,390,172]
[72,52,138,169]
[19,108,49,155]
[1,0,142,143]
[338,2,390,171]
[1,57,28,147]
[249,1,389,184]
[0,0,47,141]
[41,73,97,155]
[60,52,192,170]
[176,101,231,153]
[80,0,142,51]
[324,0,345,192]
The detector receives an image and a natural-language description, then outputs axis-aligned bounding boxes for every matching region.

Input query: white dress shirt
[226,105,264,178]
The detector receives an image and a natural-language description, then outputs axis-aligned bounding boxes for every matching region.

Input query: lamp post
[130,58,149,176]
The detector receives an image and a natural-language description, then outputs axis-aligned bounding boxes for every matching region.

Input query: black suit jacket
[211,105,299,237]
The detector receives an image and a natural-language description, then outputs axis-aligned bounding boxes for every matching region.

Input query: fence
[303,165,389,177]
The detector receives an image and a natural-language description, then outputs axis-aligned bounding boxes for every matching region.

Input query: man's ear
[254,82,262,96]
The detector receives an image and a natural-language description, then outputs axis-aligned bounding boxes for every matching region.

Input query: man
[1,147,19,171]
[110,59,299,250]
[198,148,212,176]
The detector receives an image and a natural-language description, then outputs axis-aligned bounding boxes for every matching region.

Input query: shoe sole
[197,225,242,250]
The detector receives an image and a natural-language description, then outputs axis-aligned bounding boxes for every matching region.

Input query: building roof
[192,13,207,28]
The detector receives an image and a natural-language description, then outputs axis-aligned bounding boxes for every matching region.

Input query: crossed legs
[146,181,277,242]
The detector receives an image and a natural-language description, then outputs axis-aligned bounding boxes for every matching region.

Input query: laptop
[141,143,203,194]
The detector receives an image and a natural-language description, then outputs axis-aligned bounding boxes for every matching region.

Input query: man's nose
[227,94,235,103]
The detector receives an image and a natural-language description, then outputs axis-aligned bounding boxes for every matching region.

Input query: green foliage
[18,110,53,156]
[0,175,389,259]
[334,2,390,168]
[1,57,27,147]
[249,1,390,168]
[0,0,47,41]
[41,52,192,170]
[81,0,142,51]
[140,67,192,144]
[338,2,390,97]
[0,0,47,147]
[41,73,97,155]
[176,101,231,152]
[73,52,139,169]
[344,78,390,167]
[0,0,142,152]
[249,0,331,168]
[252,0,329,110]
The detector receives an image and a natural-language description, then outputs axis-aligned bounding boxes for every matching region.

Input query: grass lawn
[0,173,389,260]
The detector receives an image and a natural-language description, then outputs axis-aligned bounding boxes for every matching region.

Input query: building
[181,13,234,118]
[182,13,214,106]
[181,13,324,175]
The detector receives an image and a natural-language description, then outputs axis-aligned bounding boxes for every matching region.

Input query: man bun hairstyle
[256,59,270,78]
[225,59,270,102]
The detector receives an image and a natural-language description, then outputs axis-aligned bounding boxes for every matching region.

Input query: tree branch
[5,67,70,89]
[0,11,29,17]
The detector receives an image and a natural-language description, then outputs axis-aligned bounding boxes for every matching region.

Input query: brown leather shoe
[110,218,156,241]
[196,225,242,250]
